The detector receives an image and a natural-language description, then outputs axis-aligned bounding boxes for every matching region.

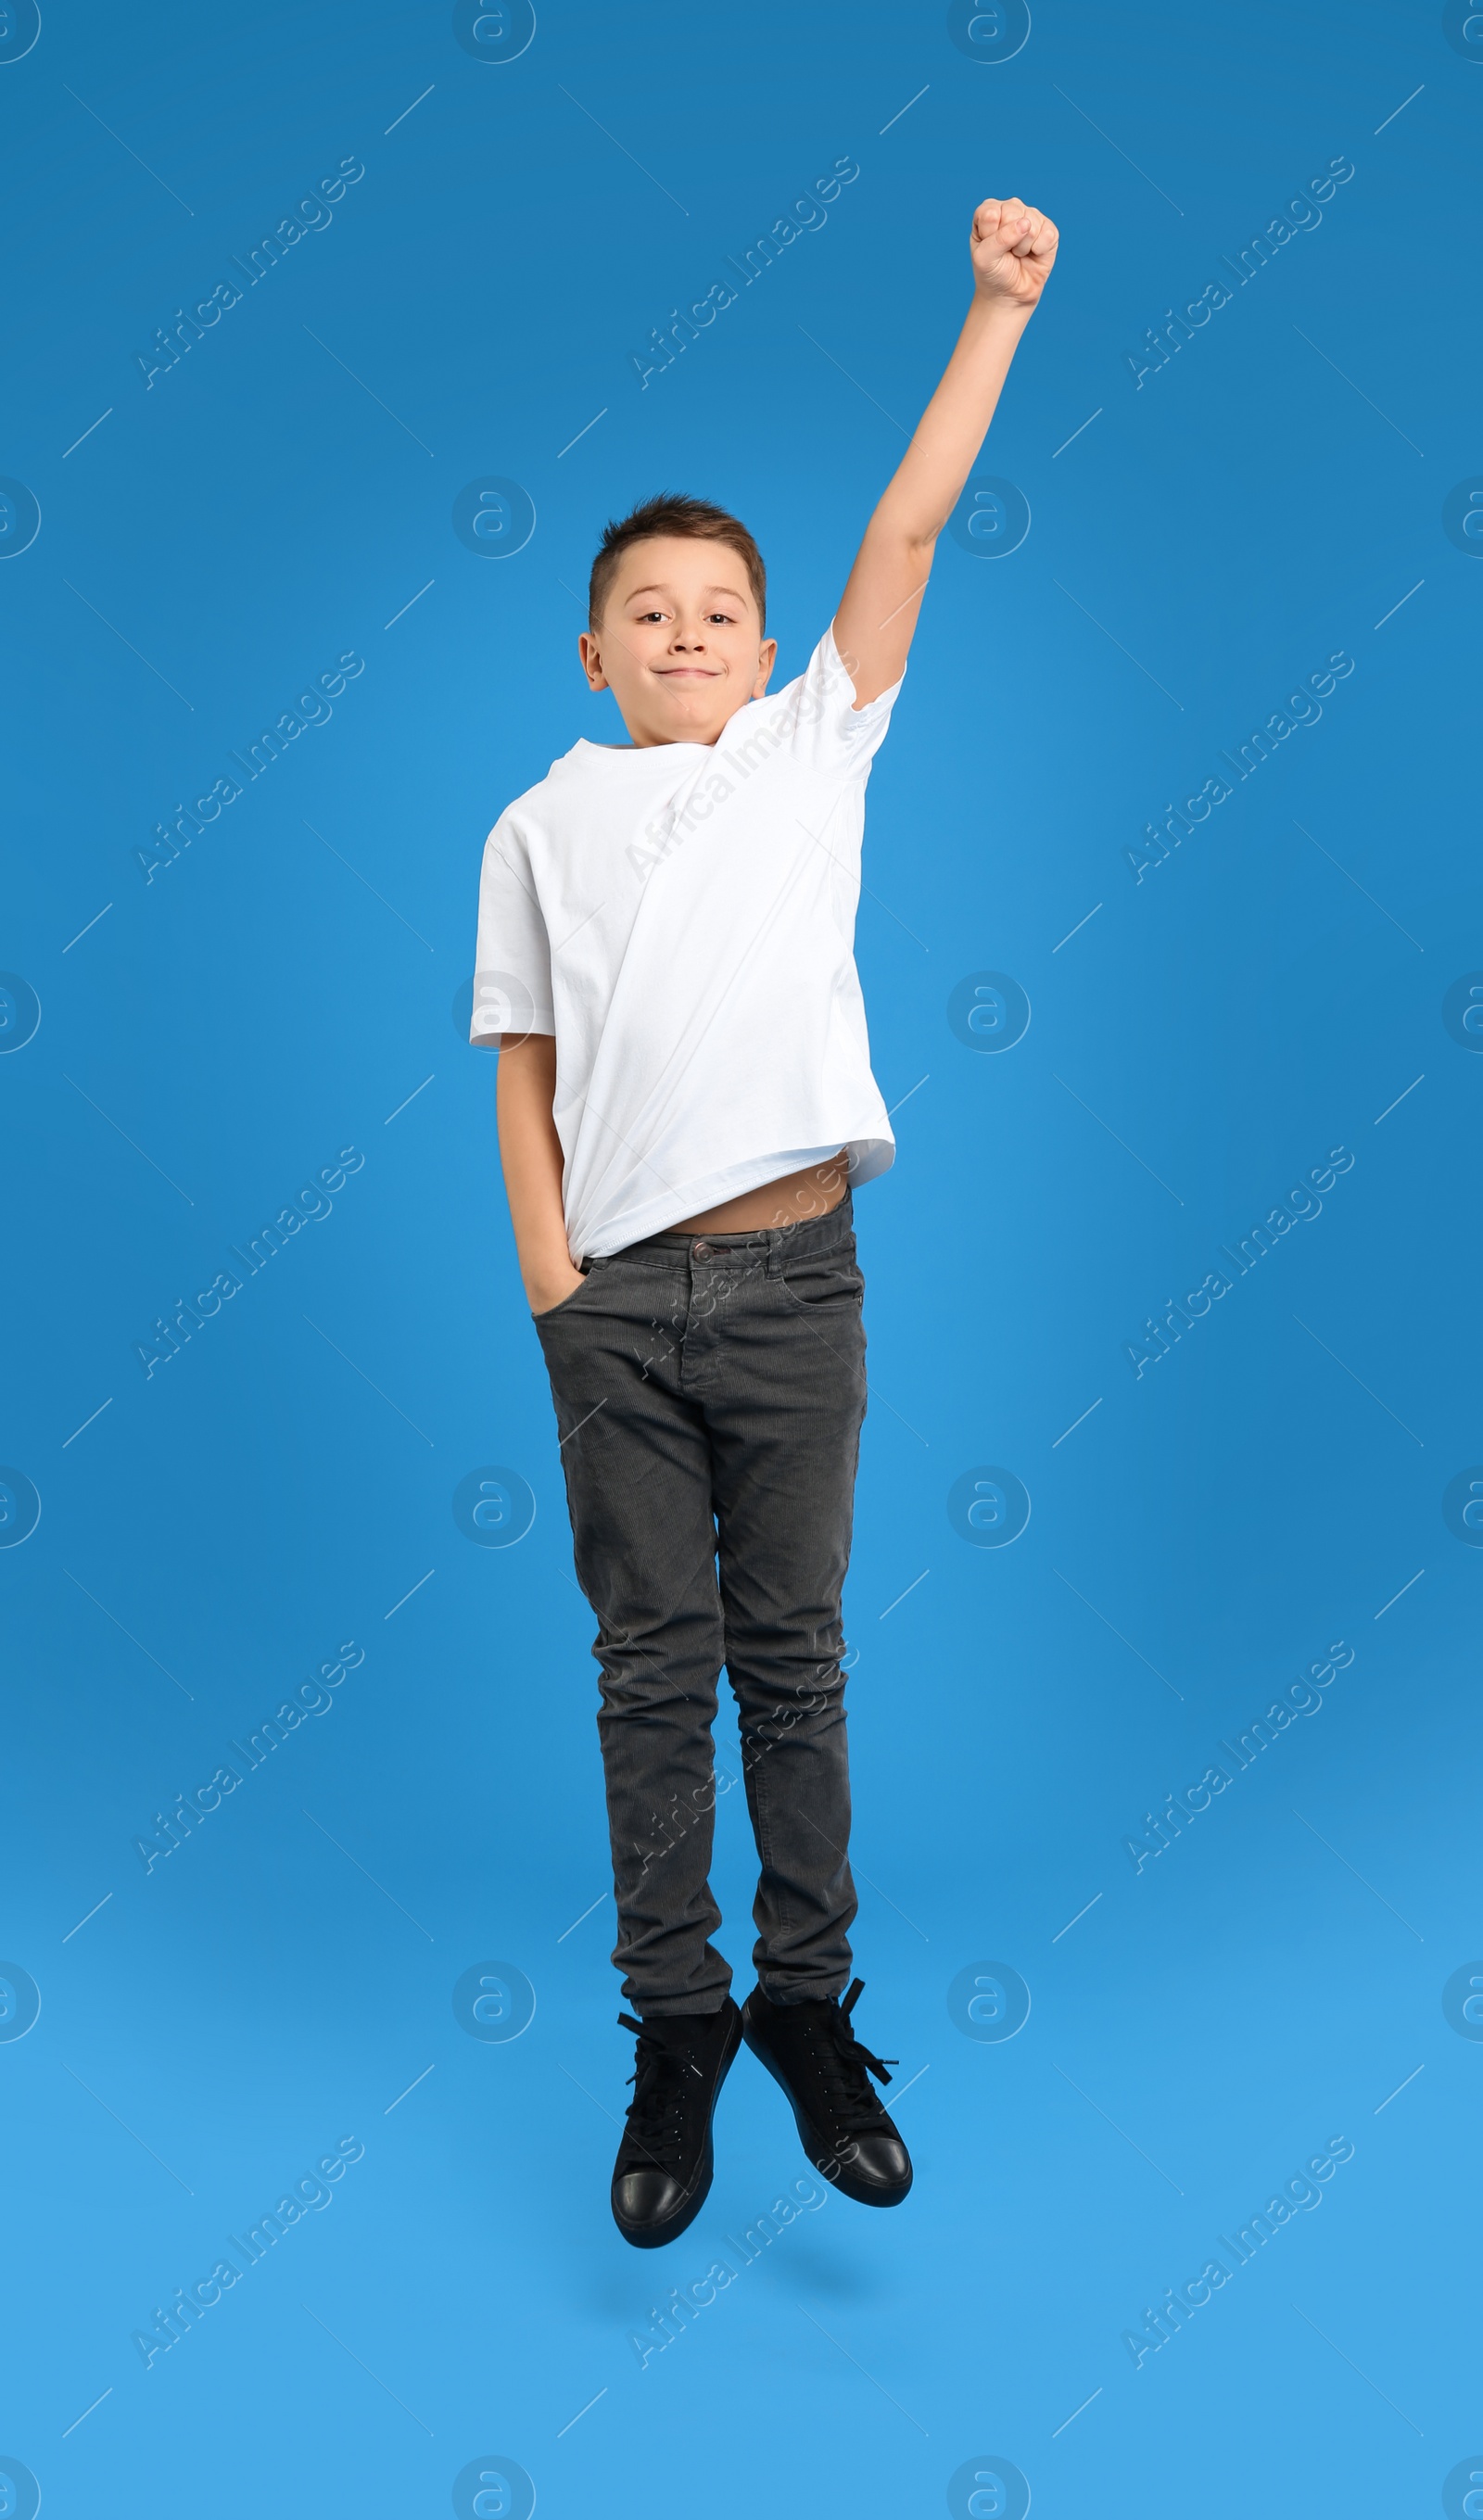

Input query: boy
[473,196,1058,2246]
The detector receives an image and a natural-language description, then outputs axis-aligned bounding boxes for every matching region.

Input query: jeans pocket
[780,1242,865,1311]
[532,1260,607,1324]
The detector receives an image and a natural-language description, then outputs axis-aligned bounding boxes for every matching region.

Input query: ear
[578,630,609,693]
[751,637,778,698]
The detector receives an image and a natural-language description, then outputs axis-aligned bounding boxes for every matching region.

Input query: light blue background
[4,2,1480,2511]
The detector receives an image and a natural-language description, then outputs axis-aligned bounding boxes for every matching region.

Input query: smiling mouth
[654,666,720,679]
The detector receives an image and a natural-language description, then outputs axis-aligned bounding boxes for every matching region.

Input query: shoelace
[812,1980,898,2137]
[617,2011,705,2172]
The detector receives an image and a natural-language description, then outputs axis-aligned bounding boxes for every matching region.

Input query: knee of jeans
[598,1642,722,1709]
[738,1685,839,1755]
[729,1640,843,1698]
[600,1662,688,1712]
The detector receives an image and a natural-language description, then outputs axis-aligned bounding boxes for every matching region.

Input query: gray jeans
[535,1196,867,2017]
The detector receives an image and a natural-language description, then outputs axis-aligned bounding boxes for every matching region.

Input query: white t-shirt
[471,625,903,1260]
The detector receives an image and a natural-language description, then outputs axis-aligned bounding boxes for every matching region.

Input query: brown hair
[588,492,767,633]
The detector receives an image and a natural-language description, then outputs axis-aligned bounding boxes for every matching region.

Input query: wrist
[970,286,1036,329]
[526,1256,584,1311]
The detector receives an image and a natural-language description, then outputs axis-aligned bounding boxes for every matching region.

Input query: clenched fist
[970,196,1058,311]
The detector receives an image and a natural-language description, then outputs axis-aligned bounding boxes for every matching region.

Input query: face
[578,536,777,748]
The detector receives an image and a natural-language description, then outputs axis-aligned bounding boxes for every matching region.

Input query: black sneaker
[610,1996,743,2248]
[742,1978,913,2208]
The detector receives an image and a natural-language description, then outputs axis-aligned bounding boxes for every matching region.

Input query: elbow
[884,520,939,558]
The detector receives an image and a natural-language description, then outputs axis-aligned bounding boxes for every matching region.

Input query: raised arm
[833,195,1058,705]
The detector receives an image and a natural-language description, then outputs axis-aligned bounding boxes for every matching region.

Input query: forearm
[495,1035,584,1311]
[872,295,1032,547]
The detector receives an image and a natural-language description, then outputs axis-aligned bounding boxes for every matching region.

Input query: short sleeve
[470,815,555,1044]
[769,624,904,779]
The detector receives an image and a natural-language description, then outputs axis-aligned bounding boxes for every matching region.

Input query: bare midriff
[672,1151,851,1235]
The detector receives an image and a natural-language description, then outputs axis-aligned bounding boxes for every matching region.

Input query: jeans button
[692,1239,710,1259]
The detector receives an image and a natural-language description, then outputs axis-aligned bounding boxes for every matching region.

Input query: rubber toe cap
[612,2169,687,2235]
[845,2135,912,2200]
